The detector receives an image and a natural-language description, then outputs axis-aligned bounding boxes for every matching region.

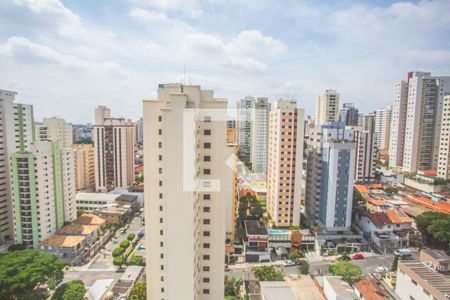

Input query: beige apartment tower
[72,144,95,191]
[266,100,304,226]
[315,89,339,125]
[37,117,73,148]
[143,84,227,300]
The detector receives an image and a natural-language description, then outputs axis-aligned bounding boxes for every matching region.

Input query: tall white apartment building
[135,117,143,145]
[0,89,35,244]
[437,95,450,180]
[389,81,408,168]
[353,128,377,183]
[315,89,339,125]
[305,123,356,232]
[143,84,227,300]
[266,100,304,226]
[237,96,254,158]
[37,117,73,148]
[339,103,359,126]
[250,97,270,173]
[93,106,134,192]
[72,144,95,191]
[389,71,450,173]
[375,106,392,150]
[11,141,76,248]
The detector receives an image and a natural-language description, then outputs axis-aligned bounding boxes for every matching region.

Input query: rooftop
[364,212,393,228]
[57,224,98,235]
[259,282,296,300]
[116,194,138,203]
[73,213,106,226]
[245,220,268,236]
[40,235,85,248]
[355,184,369,194]
[399,260,450,297]
[324,276,358,299]
[354,278,388,300]
[76,193,119,202]
[421,248,450,263]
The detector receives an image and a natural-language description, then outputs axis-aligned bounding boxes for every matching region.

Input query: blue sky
[1,0,450,123]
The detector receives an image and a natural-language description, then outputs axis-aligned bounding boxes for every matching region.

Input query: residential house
[244,220,270,262]
[353,278,388,300]
[40,235,86,265]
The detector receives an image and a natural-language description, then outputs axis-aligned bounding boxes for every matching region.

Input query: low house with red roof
[357,210,416,253]
[353,278,388,300]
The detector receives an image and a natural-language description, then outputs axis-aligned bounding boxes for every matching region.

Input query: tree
[252,265,284,281]
[128,279,146,300]
[383,187,399,194]
[112,247,123,257]
[329,261,363,284]
[352,188,366,210]
[120,240,130,248]
[128,255,144,266]
[416,211,450,250]
[7,244,26,251]
[127,233,136,241]
[392,255,400,271]
[51,280,86,300]
[298,260,309,274]
[224,276,243,297]
[113,256,124,267]
[77,209,86,218]
[0,249,65,300]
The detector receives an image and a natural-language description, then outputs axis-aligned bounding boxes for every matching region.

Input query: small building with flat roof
[40,235,86,265]
[259,281,296,300]
[323,276,358,300]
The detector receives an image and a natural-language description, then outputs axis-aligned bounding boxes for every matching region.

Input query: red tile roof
[406,195,450,214]
[354,278,388,300]
[365,212,393,228]
[355,184,369,194]
[385,210,413,224]
[368,198,388,206]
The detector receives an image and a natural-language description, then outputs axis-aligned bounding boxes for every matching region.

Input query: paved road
[63,212,145,287]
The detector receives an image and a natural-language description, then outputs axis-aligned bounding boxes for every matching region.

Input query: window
[204,116,211,122]
[203,207,210,212]
[159,155,162,161]
[160,230,163,235]
[203,194,211,200]
[159,193,163,199]
[159,168,162,174]
[161,265,164,270]
[203,169,211,175]
[203,243,210,248]
[158,129,162,135]
[160,242,164,247]
[204,156,211,162]
[160,218,163,223]
[203,266,210,271]
[161,287,164,293]
[204,129,211,135]
[159,180,162,186]
[203,219,210,224]
[203,255,210,260]
[203,231,210,236]
[159,142,162,148]
[203,289,210,294]
[203,278,210,283]
[159,205,163,211]
[160,253,164,258]
[161,276,164,282]
[204,143,211,149]
[158,116,162,122]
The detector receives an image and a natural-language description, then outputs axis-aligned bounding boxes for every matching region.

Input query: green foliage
[329,261,363,284]
[51,280,86,300]
[383,187,399,194]
[7,243,26,251]
[392,255,400,271]
[252,265,284,281]
[75,138,93,144]
[112,247,123,257]
[135,174,144,184]
[128,279,146,300]
[0,249,65,300]
[120,240,130,248]
[352,188,366,210]
[128,255,144,266]
[298,260,309,274]
[127,233,136,241]
[244,161,252,171]
[416,211,450,250]
[76,209,86,218]
[224,275,243,297]
[113,256,124,266]
[435,178,448,185]
[287,251,304,260]
[300,213,310,229]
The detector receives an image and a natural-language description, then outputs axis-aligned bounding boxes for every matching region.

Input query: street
[63,212,145,287]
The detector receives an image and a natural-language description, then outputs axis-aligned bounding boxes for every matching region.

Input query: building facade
[37,117,73,148]
[143,84,227,300]
[72,144,95,191]
[0,89,35,245]
[437,95,450,180]
[305,123,356,232]
[93,106,134,192]
[266,100,304,226]
[11,141,76,247]
[135,117,143,146]
[237,96,254,158]
[250,97,270,173]
[339,103,359,126]
[354,129,377,183]
[375,106,392,151]
[389,71,450,173]
[315,89,339,125]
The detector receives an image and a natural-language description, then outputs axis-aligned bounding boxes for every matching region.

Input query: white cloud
[11,0,80,25]
[185,32,224,52]
[227,30,287,56]
[222,57,268,72]
[128,0,202,18]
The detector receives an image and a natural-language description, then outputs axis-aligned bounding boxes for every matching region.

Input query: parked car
[284,260,296,267]
[394,248,412,257]
[375,266,389,273]
[337,255,351,261]
[352,253,365,260]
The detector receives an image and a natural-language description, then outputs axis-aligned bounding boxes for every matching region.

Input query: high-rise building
[389,72,450,173]
[305,122,356,232]
[237,96,254,158]
[375,106,392,151]
[437,95,450,180]
[250,97,270,173]
[315,89,340,125]
[363,113,376,132]
[353,128,377,183]
[135,117,143,146]
[11,141,76,247]
[37,117,73,148]
[0,89,35,244]
[72,144,95,191]
[143,84,227,300]
[266,100,304,226]
[93,106,135,192]
[339,103,359,126]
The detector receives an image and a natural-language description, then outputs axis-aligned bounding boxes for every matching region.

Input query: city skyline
[1,0,450,123]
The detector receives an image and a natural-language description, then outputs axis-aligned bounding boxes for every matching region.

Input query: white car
[284,260,296,267]
[375,266,388,273]
[394,248,412,257]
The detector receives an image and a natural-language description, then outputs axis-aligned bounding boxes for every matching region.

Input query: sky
[1,0,450,123]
